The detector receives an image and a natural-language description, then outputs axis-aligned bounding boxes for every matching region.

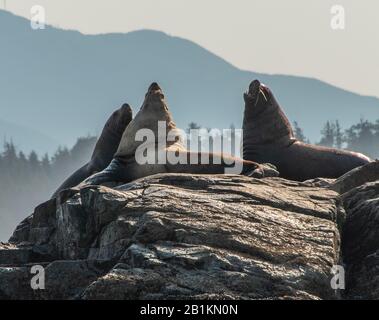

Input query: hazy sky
[4,0,379,98]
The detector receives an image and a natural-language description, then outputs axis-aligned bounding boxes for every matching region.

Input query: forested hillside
[0,136,96,241]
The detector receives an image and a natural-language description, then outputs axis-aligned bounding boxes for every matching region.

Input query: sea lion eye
[159,93,165,99]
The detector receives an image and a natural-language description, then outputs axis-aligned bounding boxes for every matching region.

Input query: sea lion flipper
[165,151,235,174]
[165,151,278,177]
[51,163,93,198]
[81,159,130,186]
[246,163,279,178]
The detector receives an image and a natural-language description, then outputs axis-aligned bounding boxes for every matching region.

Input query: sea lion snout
[146,82,164,98]
[119,103,133,125]
[117,103,132,120]
[244,79,261,105]
[148,82,162,92]
[244,80,270,106]
[248,80,261,94]
[140,83,169,115]
[107,103,133,135]
[121,103,132,113]
[144,82,166,107]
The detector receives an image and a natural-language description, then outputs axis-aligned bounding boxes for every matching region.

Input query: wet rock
[2,174,344,300]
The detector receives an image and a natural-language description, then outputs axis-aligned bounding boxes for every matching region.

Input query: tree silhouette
[334,120,343,149]
[186,122,201,133]
[293,121,307,143]
[0,136,98,240]
[319,121,335,147]
[345,119,377,158]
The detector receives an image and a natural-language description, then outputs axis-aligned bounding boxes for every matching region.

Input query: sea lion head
[116,82,182,157]
[137,82,176,130]
[89,103,133,169]
[243,80,294,145]
[104,103,133,137]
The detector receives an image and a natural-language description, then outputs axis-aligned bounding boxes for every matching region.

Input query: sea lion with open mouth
[242,79,372,181]
[52,103,133,198]
[81,82,278,186]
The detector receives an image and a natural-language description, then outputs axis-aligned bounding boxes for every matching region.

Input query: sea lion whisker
[259,88,268,102]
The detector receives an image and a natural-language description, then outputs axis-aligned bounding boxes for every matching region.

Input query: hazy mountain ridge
[1,9,378,154]
[0,118,60,154]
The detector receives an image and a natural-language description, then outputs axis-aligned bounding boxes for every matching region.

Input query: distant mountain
[0,118,60,154]
[1,9,378,154]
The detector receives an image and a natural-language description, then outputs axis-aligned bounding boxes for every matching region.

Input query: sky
[3,0,379,98]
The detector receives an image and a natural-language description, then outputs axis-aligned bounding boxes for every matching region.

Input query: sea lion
[52,103,133,198]
[83,82,278,186]
[242,79,372,181]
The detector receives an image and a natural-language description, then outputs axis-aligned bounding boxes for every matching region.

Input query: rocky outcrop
[341,180,379,299]
[331,161,379,195]
[297,161,379,299]
[1,174,344,300]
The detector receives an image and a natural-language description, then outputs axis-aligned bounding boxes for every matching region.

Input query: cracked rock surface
[1,174,345,299]
[341,180,379,299]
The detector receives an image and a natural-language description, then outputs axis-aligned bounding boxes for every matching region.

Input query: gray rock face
[341,181,379,299]
[331,161,379,194]
[1,174,344,300]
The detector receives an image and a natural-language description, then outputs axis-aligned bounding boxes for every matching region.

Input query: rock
[81,266,165,300]
[342,181,379,264]
[331,161,379,194]
[345,250,379,299]
[341,181,379,299]
[0,266,36,299]
[8,218,30,244]
[2,173,344,299]
[0,243,31,265]
[40,260,113,299]
[0,259,112,300]
[303,178,335,188]
[0,243,55,267]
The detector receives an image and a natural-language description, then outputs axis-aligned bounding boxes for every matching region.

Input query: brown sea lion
[82,82,278,186]
[52,103,133,197]
[242,79,372,181]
